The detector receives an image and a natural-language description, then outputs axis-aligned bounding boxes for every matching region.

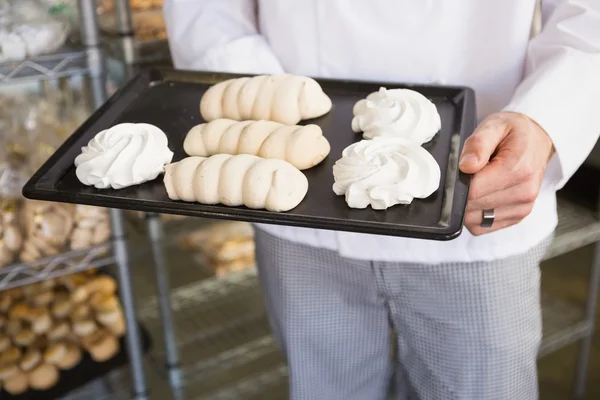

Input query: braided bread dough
[200,74,333,125]
[184,119,330,170]
[164,155,308,212]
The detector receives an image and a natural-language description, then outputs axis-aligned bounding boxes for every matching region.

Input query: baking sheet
[23,68,476,240]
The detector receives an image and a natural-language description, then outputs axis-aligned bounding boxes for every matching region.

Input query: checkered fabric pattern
[254,229,552,400]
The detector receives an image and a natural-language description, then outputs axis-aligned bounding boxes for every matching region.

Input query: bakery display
[0,0,70,61]
[178,221,256,277]
[0,272,125,396]
[0,200,23,268]
[74,123,174,190]
[164,155,309,212]
[200,74,333,125]
[184,119,331,170]
[333,137,441,210]
[351,87,441,144]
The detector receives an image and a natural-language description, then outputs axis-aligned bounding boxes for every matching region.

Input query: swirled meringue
[74,123,174,189]
[332,137,440,210]
[351,87,441,144]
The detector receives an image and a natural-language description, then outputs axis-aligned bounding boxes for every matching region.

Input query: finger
[466,218,522,236]
[467,181,539,211]
[459,117,510,174]
[464,203,533,228]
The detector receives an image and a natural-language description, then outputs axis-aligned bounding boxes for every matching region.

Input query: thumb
[459,118,510,174]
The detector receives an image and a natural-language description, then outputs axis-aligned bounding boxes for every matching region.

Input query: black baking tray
[23,68,476,240]
[2,323,152,400]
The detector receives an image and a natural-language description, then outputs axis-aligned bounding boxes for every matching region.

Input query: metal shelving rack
[52,1,600,399]
[0,1,149,399]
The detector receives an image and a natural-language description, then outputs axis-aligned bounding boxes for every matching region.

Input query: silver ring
[481,209,495,228]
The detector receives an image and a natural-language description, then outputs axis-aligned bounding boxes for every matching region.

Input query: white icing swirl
[332,137,440,210]
[74,123,174,189]
[351,87,441,144]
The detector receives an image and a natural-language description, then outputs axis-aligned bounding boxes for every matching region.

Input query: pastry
[351,87,441,144]
[0,295,12,312]
[83,330,119,362]
[51,295,72,319]
[32,290,54,307]
[3,370,29,395]
[97,307,123,325]
[9,302,31,320]
[74,123,174,189]
[184,119,330,170]
[69,226,94,249]
[71,303,92,319]
[164,155,309,212]
[200,74,332,125]
[47,320,70,341]
[6,318,22,336]
[44,342,67,365]
[0,346,22,364]
[86,276,117,295]
[0,335,10,352]
[31,309,52,334]
[332,137,441,209]
[20,349,42,372]
[90,292,119,312]
[28,363,59,390]
[0,363,19,380]
[56,343,82,370]
[105,316,126,337]
[13,328,37,346]
[73,318,97,336]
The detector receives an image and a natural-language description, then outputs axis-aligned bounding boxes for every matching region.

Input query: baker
[164,1,600,399]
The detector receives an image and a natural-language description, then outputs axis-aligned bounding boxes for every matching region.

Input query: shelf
[544,197,600,260]
[0,243,114,291]
[539,293,592,357]
[0,46,89,85]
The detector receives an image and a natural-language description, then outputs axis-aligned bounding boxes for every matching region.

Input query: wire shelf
[0,243,114,291]
[545,197,600,260]
[0,46,89,85]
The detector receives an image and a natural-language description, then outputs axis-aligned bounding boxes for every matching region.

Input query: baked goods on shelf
[0,200,23,268]
[164,155,308,212]
[178,221,256,278]
[184,119,331,170]
[200,74,333,125]
[0,271,125,395]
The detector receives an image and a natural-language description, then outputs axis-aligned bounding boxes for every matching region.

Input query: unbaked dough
[200,74,332,125]
[184,119,330,170]
[164,155,308,212]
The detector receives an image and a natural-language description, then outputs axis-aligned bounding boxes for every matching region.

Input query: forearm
[503,0,600,189]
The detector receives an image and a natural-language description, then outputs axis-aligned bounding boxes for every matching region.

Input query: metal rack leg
[573,240,600,399]
[110,208,149,399]
[147,213,183,388]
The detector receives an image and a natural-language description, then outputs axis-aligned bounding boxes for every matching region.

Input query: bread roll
[28,363,59,390]
[44,342,67,365]
[184,119,330,170]
[4,370,29,395]
[84,330,119,362]
[73,318,97,336]
[164,155,308,212]
[47,320,71,341]
[20,349,42,372]
[0,363,19,380]
[56,343,82,370]
[13,328,36,346]
[0,334,9,352]
[200,74,332,125]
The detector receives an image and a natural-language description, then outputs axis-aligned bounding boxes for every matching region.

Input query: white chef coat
[163,0,600,264]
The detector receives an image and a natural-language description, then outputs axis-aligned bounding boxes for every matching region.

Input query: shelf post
[573,190,600,398]
[113,0,138,77]
[147,213,183,388]
[78,1,149,398]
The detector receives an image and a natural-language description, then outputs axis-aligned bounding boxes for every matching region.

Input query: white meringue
[351,87,441,144]
[74,123,174,190]
[332,137,441,210]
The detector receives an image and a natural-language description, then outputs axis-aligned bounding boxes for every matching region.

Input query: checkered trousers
[254,228,552,400]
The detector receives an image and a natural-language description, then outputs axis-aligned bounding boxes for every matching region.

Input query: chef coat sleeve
[163,0,284,74]
[503,0,600,190]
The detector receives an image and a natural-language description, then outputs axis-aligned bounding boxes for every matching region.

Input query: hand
[459,112,555,236]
